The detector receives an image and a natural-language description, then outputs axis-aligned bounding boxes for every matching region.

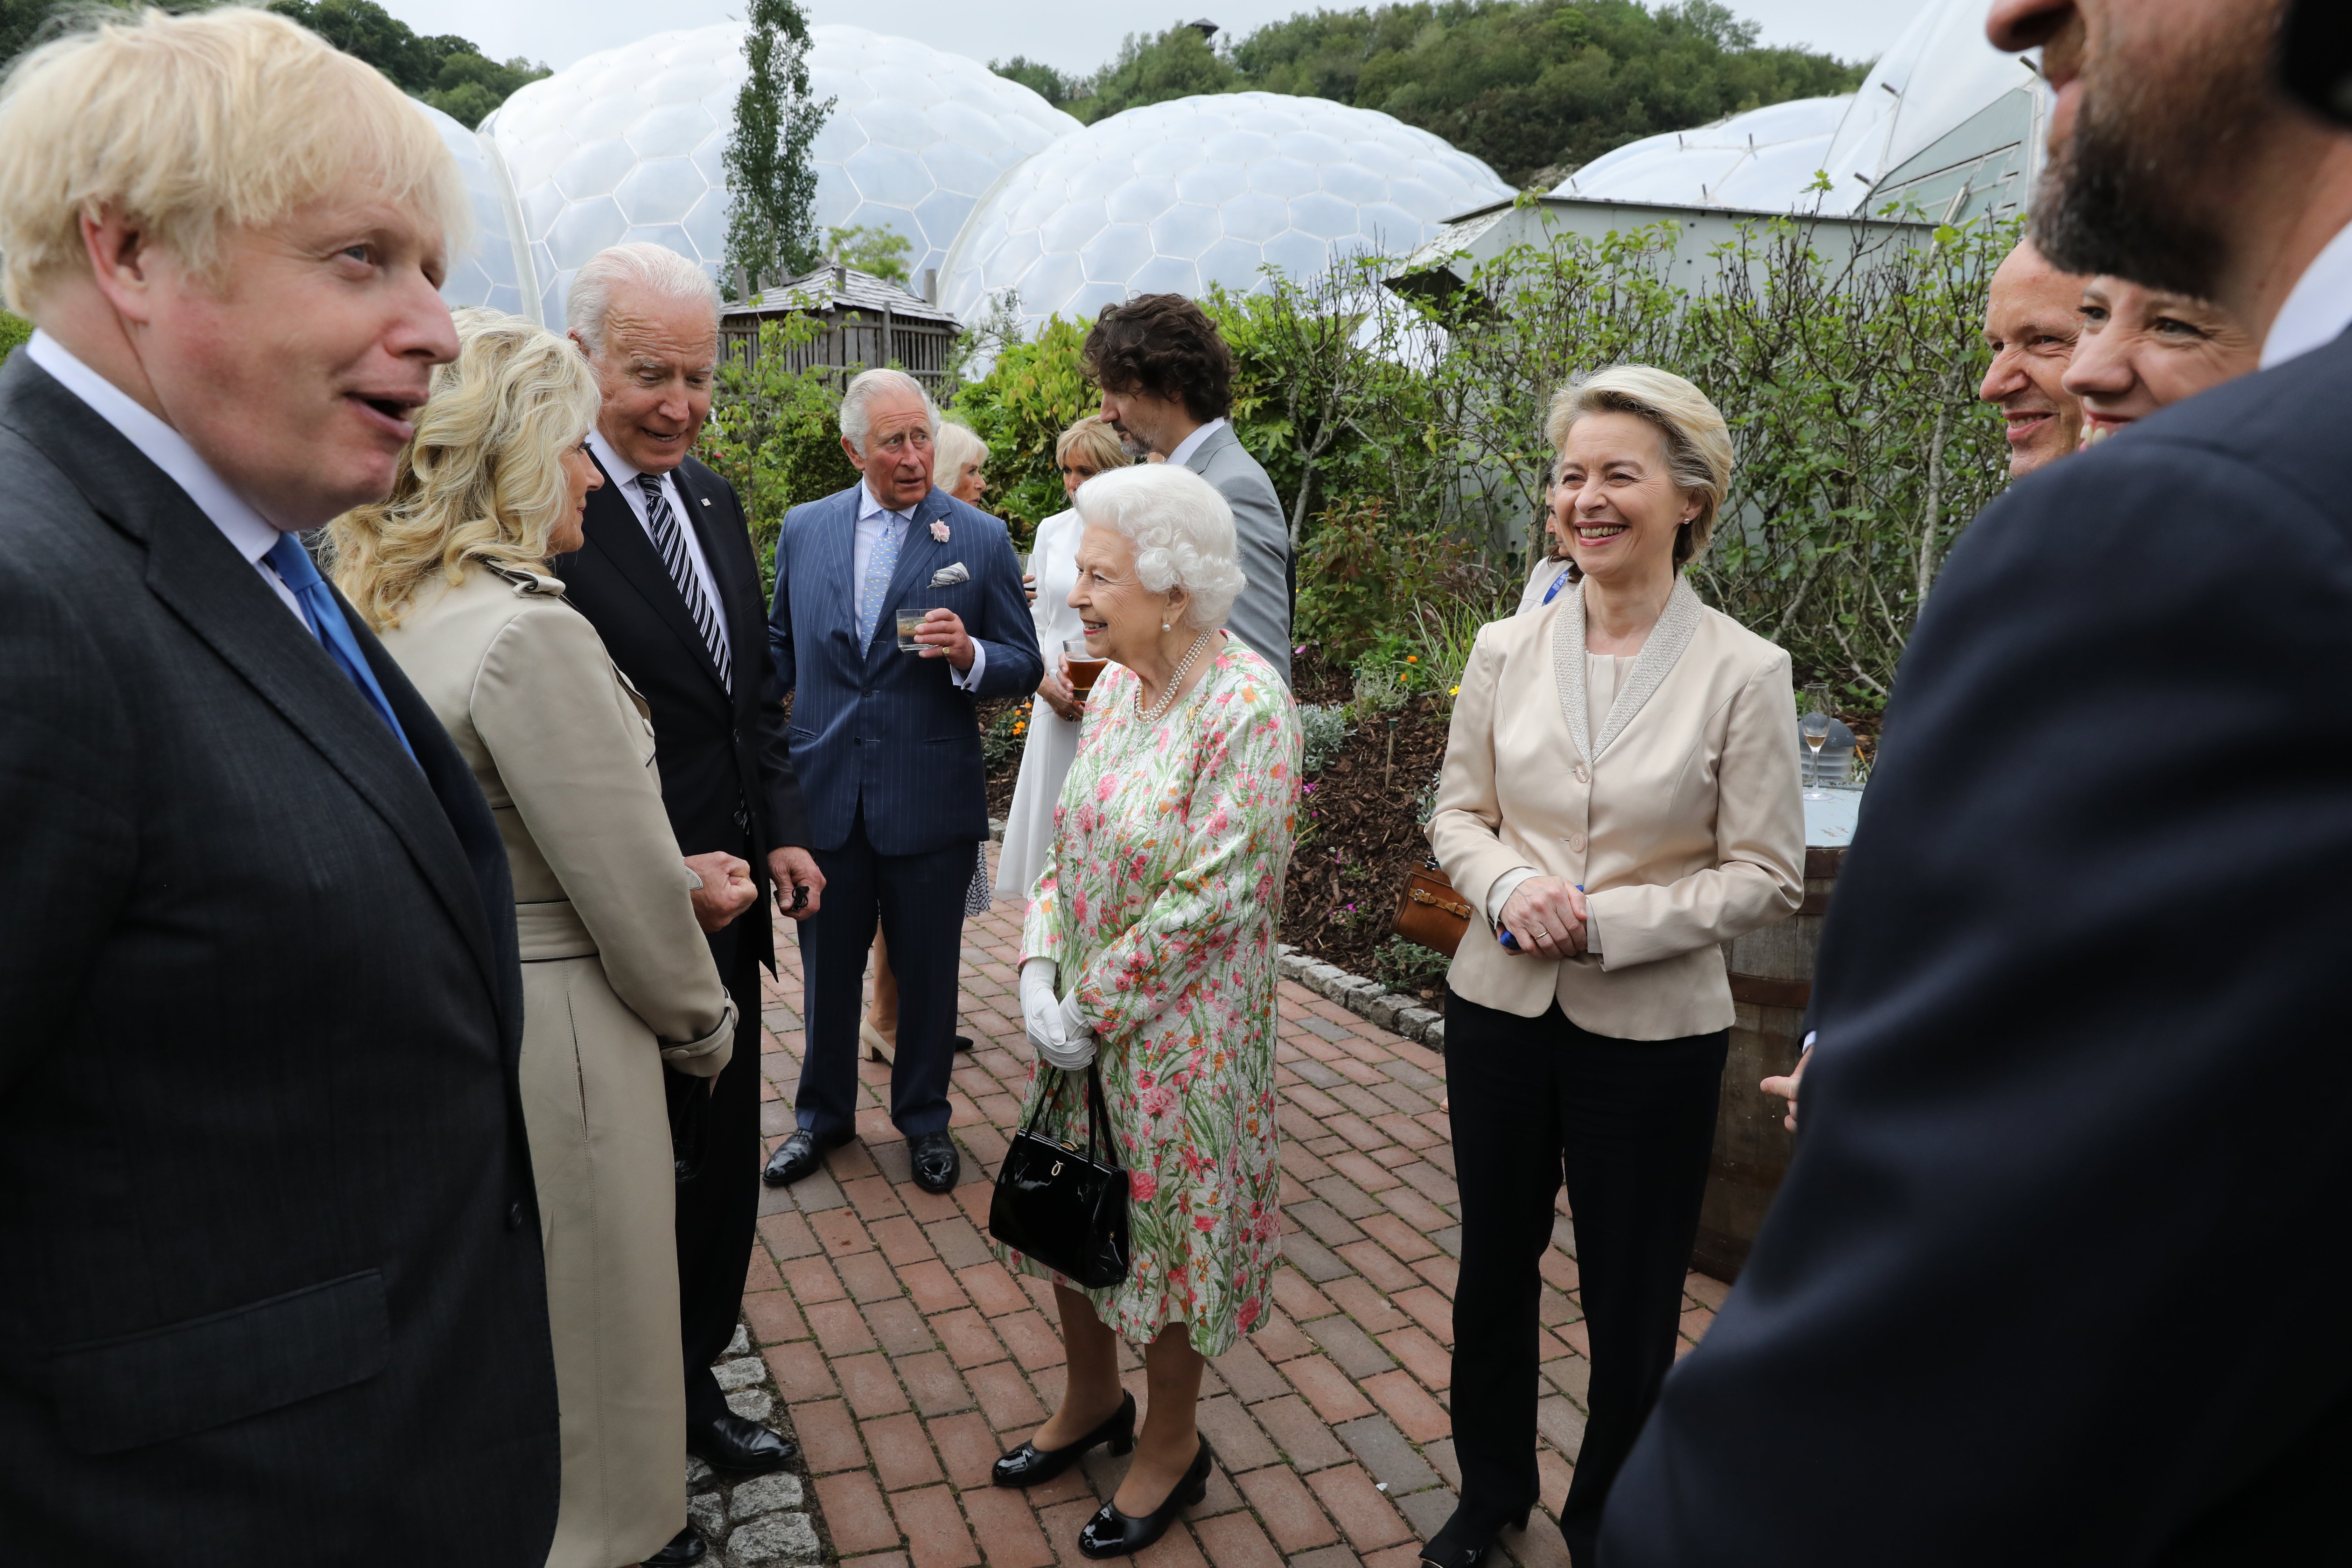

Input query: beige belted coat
[1429,579,1805,1040]
[379,564,734,1568]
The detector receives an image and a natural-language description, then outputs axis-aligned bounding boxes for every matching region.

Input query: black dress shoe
[688,1411,798,1475]
[1418,1501,1534,1568]
[1077,1436,1214,1559]
[992,1391,1136,1488]
[645,1524,707,1565]
[954,1034,975,1052]
[762,1127,850,1187]
[908,1130,960,1194]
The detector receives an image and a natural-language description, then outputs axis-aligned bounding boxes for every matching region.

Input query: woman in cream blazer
[331,313,740,1568]
[1421,368,1803,1568]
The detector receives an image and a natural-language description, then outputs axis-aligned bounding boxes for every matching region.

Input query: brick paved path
[744,849,1724,1568]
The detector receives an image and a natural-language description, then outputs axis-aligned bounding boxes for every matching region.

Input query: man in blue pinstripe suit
[762,369,1042,1194]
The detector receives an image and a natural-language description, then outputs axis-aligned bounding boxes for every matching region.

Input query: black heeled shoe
[991,1391,1136,1488]
[1418,1502,1534,1568]
[1076,1436,1214,1559]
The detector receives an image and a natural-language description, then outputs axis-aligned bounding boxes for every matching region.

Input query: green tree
[699,315,860,590]
[724,0,832,294]
[823,224,912,286]
[265,0,547,128]
[1071,24,1239,122]
[987,54,1081,110]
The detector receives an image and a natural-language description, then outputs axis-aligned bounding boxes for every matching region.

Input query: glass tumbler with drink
[896,606,930,653]
[1063,636,1107,706]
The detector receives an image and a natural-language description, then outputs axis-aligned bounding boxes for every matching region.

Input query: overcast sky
[388,0,1942,80]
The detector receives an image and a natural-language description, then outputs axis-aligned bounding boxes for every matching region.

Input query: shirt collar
[857,478,918,524]
[2262,218,2352,369]
[588,426,657,494]
[1167,416,1227,469]
[26,329,284,568]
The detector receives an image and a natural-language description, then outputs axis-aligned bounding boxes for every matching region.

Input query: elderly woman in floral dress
[990,463,1301,1561]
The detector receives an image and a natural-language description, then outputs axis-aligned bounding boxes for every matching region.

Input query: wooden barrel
[1691,844,1843,1282]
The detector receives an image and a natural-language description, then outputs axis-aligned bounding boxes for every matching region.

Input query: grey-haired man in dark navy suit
[761,368,1042,1197]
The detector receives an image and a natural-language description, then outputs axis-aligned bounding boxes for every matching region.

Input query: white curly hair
[1071,463,1246,631]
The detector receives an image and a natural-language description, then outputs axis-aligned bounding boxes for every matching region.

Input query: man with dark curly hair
[1082,294,1292,688]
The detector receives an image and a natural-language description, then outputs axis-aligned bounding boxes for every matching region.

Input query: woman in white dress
[995,415,1134,903]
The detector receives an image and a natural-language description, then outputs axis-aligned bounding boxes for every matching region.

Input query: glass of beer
[1063,636,1107,701]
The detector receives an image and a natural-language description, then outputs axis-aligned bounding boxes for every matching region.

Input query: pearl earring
[1163,620,1171,631]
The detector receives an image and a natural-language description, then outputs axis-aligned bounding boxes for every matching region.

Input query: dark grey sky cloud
[393,0,1932,79]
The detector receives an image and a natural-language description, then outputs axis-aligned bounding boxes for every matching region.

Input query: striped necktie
[638,471,732,692]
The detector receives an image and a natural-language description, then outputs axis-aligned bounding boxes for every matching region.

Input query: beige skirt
[519,950,686,1568]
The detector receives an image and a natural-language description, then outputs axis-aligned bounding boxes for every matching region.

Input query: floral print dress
[1002,639,1302,1357]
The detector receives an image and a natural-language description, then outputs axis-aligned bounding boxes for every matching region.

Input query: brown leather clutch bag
[1391,859,1472,960]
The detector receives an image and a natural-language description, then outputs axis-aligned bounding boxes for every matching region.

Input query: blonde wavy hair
[1543,365,1733,579]
[0,7,466,311]
[330,309,601,630]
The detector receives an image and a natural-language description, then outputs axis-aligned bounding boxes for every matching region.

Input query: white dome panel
[480,22,1079,323]
[416,100,530,320]
[939,91,1508,336]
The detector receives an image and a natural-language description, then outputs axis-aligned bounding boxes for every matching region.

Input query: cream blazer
[1428,579,1805,1040]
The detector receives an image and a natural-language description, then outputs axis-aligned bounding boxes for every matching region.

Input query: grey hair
[1071,463,1245,632]
[566,243,721,355]
[839,367,940,454]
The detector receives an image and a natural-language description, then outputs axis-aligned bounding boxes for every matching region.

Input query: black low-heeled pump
[1418,1501,1534,1568]
[991,1392,1137,1488]
[1077,1435,1215,1560]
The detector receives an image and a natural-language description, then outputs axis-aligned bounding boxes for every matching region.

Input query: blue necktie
[856,512,906,649]
[265,531,418,764]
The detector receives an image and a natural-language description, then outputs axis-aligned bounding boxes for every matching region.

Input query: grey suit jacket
[1184,422,1292,688]
[0,352,558,1563]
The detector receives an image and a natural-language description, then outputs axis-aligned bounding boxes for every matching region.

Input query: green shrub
[1372,937,1452,999]
[945,315,1100,544]
[1296,702,1351,774]
[0,311,30,359]
[982,705,1030,771]
[698,315,859,592]
[1295,497,1484,668]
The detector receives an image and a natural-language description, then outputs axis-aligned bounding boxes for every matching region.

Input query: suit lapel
[1550,578,1705,766]
[580,454,729,699]
[671,461,758,700]
[1183,423,1235,475]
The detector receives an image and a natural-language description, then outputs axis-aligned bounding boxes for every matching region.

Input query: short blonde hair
[935,420,989,480]
[1544,365,1733,572]
[329,310,601,630]
[1054,414,1129,477]
[1072,463,1245,632]
[0,7,469,312]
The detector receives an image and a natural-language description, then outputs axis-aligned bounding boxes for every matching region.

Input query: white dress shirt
[588,427,732,667]
[856,479,984,690]
[1166,416,1228,469]
[28,330,308,623]
[2261,218,2352,368]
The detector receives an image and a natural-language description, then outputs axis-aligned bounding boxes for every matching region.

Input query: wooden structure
[719,263,959,387]
[1691,792,1858,1281]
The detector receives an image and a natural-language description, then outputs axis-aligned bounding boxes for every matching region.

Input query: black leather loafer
[954,1034,975,1052]
[992,1391,1136,1488]
[645,1524,708,1565]
[688,1412,798,1475]
[1418,1501,1534,1568]
[1077,1436,1214,1559]
[762,1126,850,1187]
[908,1130,960,1194]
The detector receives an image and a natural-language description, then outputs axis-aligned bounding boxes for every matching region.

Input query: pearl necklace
[1136,632,1212,723]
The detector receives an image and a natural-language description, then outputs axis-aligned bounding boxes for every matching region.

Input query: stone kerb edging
[1276,943,1447,1048]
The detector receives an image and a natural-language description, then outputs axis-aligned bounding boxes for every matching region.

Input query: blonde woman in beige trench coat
[331,311,740,1568]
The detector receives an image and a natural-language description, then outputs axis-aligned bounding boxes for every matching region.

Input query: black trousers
[793,806,971,1139]
[1443,990,1727,1568]
[676,920,766,1429]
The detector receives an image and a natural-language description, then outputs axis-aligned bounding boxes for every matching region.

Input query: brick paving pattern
[745,848,1724,1567]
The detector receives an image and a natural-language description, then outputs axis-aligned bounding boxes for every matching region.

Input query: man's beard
[1115,424,1152,460]
[2031,9,2280,299]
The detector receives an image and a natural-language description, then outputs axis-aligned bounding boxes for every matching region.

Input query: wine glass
[1799,710,1833,800]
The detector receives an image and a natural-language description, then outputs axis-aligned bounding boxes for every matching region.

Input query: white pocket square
[927,562,971,587]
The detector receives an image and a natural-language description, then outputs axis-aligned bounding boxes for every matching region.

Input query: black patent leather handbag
[988,1061,1131,1289]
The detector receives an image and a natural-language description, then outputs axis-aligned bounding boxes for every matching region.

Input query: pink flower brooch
[930,519,951,543]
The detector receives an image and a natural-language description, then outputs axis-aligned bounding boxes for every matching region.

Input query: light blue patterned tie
[856,512,905,649]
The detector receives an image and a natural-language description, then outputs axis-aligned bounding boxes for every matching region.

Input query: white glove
[1019,958,1097,1070]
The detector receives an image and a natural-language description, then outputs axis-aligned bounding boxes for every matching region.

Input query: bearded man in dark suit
[0,10,556,1562]
[1600,1,2352,1563]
